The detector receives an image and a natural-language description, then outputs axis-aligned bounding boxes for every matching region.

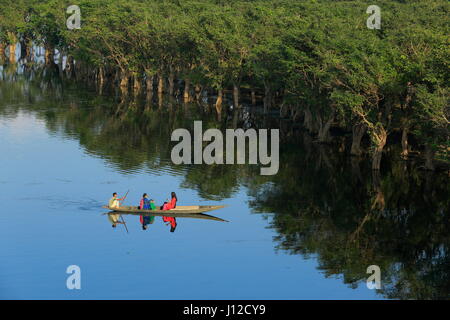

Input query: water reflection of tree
[1,69,449,299]
[0,72,256,200]
[247,135,450,299]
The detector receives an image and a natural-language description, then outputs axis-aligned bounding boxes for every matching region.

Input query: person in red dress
[162,192,178,232]
[162,192,177,210]
[162,216,177,232]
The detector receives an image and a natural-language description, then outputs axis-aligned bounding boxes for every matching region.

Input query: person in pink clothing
[163,216,177,232]
[162,192,177,210]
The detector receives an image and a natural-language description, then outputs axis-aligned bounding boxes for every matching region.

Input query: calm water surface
[0,63,448,300]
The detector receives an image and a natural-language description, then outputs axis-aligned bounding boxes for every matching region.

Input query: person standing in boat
[109,192,126,209]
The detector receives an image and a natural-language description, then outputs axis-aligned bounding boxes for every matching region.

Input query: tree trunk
[351,157,363,184]
[400,126,409,158]
[371,125,387,170]
[74,60,83,81]
[25,41,33,60]
[263,83,271,113]
[215,89,223,115]
[292,109,301,122]
[184,78,191,102]
[44,42,54,65]
[65,56,75,79]
[304,107,314,132]
[194,85,202,101]
[233,83,240,108]
[0,43,6,61]
[350,123,367,156]
[279,103,288,118]
[9,43,16,63]
[98,67,105,94]
[146,73,154,101]
[168,69,175,96]
[133,73,141,95]
[57,50,64,77]
[158,92,163,108]
[424,144,435,171]
[19,39,28,60]
[371,170,385,210]
[317,111,335,143]
[157,73,164,94]
[251,90,256,105]
[119,70,130,96]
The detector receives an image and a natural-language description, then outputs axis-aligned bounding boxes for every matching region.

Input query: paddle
[121,190,130,205]
[119,190,130,234]
[120,214,129,234]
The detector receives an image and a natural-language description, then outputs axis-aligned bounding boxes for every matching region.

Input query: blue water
[0,111,381,299]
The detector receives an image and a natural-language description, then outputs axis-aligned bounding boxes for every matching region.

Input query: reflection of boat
[102,205,228,222]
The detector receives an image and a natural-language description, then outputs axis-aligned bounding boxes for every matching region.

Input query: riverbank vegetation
[0,0,449,170]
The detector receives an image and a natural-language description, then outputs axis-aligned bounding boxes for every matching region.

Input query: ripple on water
[17,195,104,212]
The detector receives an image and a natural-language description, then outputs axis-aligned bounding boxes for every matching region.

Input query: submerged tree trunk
[0,43,6,61]
[194,85,202,101]
[317,110,335,143]
[401,126,409,158]
[26,42,33,60]
[119,70,130,96]
[350,122,367,156]
[57,50,64,77]
[371,170,385,210]
[158,92,163,108]
[146,73,154,102]
[233,83,240,109]
[65,56,75,79]
[74,60,84,81]
[279,103,288,118]
[292,108,301,122]
[251,89,256,105]
[371,125,387,171]
[351,157,363,184]
[19,39,29,60]
[184,78,191,103]
[157,73,164,94]
[98,67,105,94]
[7,32,17,64]
[304,107,314,132]
[215,89,223,115]
[263,82,271,113]
[44,42,54,65]
[133,73,141,95]
[168,69,175,96]
[424,144,435,171]
[9,43,16,63]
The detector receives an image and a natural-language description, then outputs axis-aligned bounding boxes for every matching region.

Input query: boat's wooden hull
[103,205,225,214]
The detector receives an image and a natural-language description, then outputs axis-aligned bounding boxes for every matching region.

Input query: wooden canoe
[102,205,228,222]
[103,205,225,214]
